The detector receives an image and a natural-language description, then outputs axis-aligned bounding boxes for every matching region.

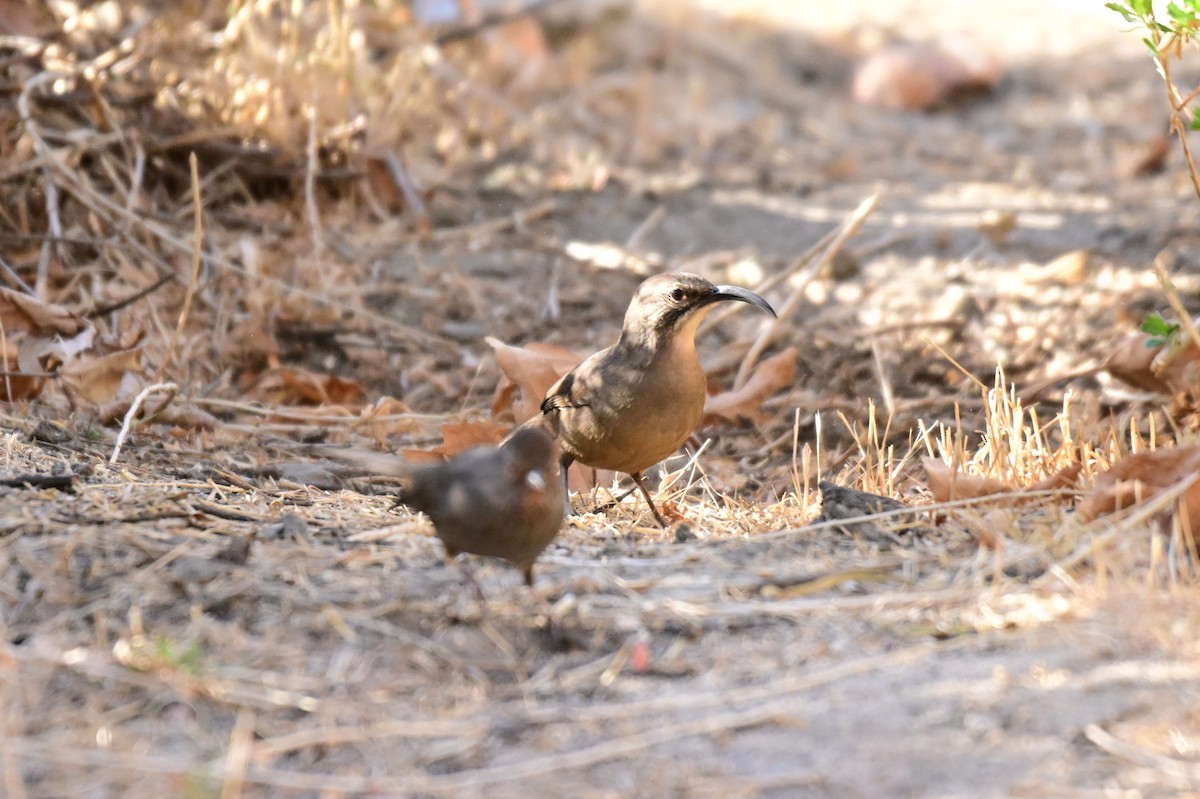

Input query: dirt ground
[5,1,1200,797]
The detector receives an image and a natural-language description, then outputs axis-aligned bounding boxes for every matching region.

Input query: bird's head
[622,272,776,343]
[503,427,559,493]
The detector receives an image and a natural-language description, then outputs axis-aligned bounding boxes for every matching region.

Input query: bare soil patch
[3,1,1200,796]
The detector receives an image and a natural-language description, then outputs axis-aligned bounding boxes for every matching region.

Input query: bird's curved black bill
[700,285,777,317]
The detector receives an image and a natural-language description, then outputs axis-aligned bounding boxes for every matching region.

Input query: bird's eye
[670,288,687,303]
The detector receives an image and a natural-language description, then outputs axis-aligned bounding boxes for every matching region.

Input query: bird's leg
[629,471,668,528]
[559,453,576,516]
[523,564,568,648]
[448,553,487,606]
[589,484,637,514]
[533,590,566,647]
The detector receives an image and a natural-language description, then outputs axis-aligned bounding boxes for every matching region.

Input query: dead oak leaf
[922,457,1080,503]
[852,37,999,112]
[20,326,97,376]
[359,395,420,444]
[701,347,797,427]
[258,367,367,407]
[1104,320,1200,396]
[0,287,87,336]
[922,457,1011,502]
[1031,463,1083,492]
[0,288,98,400]
[398,419,512,466]
[1078,445,1200,545]
[1104,331,1178,394]
[0,352,44,402]
[397,449,448,465]
[436,420,509,458]
[485,337,582,424]
[62,346,144,407]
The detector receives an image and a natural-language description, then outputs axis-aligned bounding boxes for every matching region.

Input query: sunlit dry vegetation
[3,0,1200,795]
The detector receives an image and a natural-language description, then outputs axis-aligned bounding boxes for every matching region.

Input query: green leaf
[1144,36,1160,55]
[1132,0,1154,15]
[1190,107,1200,130]
[1105,1,1138,23]
[1140,313,1176,336]
[1141,313,1180,347]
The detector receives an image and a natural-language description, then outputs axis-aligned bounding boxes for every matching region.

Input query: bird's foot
[536,611,571,650]
[630,472,670,529]
[446,593,486,625]
[442,556,489,623]
[532,592,580,652]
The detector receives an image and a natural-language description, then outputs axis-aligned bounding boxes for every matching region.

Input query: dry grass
[2,0,1200,796]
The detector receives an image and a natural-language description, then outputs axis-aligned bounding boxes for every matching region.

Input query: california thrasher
[540,272,776,526]
[396,427,563,588]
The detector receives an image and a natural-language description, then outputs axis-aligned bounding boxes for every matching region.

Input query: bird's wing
[541,346,617,414]
[540,369,588,413]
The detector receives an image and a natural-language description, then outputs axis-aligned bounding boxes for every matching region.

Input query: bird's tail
[304,443,419,479]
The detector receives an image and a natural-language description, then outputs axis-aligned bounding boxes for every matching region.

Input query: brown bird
[396,427,563,588]
[540,272,776,526]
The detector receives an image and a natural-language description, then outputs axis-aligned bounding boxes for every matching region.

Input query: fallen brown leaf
[398,449,447,465]
[921,458,1080,504]
[0,371,44,402]
[1078,445,1200,544]
[0,287,87,336]
[18,326,96,375]
[1030,463,1083,492]
[486,337,582,424]
[701,347,797,427]
[99,398,219,429]
[397,419,537,469]
[563,461,615,497]
[1107,318,1200,400]
[263,368,368,406]
[61,346,144,406]
[0,288,101,402]
[435,420,509,458]
[0,339,43,401]
[922,457,1012,502]
[852,37,999,112]
[147,403,221,432]
[1103,331,1179,394]
[365,156,406,215]
[360,395,420,444]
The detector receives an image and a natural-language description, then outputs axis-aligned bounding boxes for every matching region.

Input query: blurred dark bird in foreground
[540,272,776,527]
[396,426,563,588]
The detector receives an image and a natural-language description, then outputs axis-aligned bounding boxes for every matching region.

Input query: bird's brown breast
[548,338,707,474]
